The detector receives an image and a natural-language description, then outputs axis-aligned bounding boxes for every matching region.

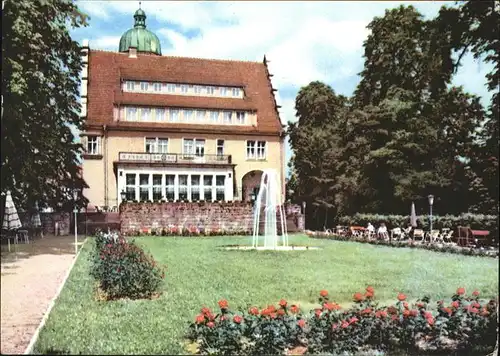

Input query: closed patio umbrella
[410,202,417,228]
[2,191,22,252]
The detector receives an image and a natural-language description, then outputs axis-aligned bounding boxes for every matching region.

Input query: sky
[73,0,494,176]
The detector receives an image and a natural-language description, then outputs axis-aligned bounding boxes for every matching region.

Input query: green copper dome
[119,8,161,55]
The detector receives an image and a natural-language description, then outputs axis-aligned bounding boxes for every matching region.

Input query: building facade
[80,8,286,210]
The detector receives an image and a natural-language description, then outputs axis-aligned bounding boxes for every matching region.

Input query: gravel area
[1,238,78,355]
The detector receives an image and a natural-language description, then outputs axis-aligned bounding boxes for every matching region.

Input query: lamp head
[428,194,434,206]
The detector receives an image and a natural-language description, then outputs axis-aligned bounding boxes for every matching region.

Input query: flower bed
[90,230,166,300]
[306,231,499,258]
[186,288,498,355]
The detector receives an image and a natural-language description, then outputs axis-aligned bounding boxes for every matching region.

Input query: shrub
[186,288,498,355]
[90,231,165,300]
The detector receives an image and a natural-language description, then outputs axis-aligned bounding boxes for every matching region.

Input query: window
[167,84,176,93]
[158,138,168,153]
[126,107,137,121]
[181,85,188,93]
[223,111,232,124]
[210,110,219,123]
[203,175,213,202]
[126,81,135,91]
[153,82,162,92]
[194,86,202,94]
[206,86,215,95]
[191,175,201,201]
[183,139,205,157]
[145,137,168,153]
[152,174,162,201]
[216,175,225,201]
[185,109,194,121]
[236,111,246,124]
[139,174,150,201]
[156,108,165,121]
[246,140,256,159]
[86,135,99,155]
[220,87,227,96]
[196,110,206,122]
[165,175,175,200]
[232,88,241,97]
[257,141,266,159]
[247,140,266,159]
[216,139,224,156]
[178,175,188,201]
[125,173,136,201]
[170,109,179,121]
[140,82,149,91]
[145,138,157,153]
[141,108,151,121]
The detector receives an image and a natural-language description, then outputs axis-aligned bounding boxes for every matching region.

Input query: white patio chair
[391,228,403,240]
[413,229,425,242]
[442,230,454,244]
[428,230,441,244]
[402,226,412,240]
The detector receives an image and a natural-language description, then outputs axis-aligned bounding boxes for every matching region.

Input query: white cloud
[90,36,121,51]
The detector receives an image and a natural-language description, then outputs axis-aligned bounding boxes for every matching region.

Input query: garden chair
[402,226,412,240]
[428,230,441,244]
[14,229,29,244]
[441,230,453,244]
[390,227,403,240]
[413,229,425,242]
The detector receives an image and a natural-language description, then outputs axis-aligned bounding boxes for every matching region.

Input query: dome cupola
[119,6,161,56]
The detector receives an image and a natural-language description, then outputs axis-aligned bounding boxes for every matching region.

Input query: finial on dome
[139,1,141,8]
[134,4,146,28]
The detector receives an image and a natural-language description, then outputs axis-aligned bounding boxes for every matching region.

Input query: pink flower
[297,319,306,328]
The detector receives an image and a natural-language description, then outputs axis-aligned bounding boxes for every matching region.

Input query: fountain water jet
[251,169,289,249]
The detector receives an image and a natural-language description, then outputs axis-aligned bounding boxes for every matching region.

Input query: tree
[346,5,484,214]
[287,82,349,229]
[439,0,499,213]
[1,0,89,210]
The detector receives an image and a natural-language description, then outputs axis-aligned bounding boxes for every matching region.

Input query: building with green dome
[119,7,161,55]
[79,7,287,213]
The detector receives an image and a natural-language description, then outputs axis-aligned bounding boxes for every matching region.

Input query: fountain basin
[223,245,321,251]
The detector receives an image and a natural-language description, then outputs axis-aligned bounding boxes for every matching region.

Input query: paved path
[1,236,83,354]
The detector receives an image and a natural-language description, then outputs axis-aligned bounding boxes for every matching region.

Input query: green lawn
[34,235,499,355]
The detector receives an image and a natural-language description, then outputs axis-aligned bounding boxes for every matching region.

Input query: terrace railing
[118,152,232,165]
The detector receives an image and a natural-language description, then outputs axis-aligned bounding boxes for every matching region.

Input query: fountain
[224,168,319,251]
[251,169,289,249]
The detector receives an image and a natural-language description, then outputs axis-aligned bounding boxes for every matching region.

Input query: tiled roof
[86,50,283,135]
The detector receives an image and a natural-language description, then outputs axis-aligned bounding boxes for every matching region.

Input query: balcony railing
[118,152,232,165]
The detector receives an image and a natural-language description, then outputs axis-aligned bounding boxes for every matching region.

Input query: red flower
[470,307,479,313]
[195,314,205,324]
[424,311,433,319]
[349,316,359,324]
[277,309,286,316]
[442,307,452,316]
[249,307,259,315]
[387,306,398,315]
[279,299,287,307]
[320,290,329,297]
[410,309,418,317]
[481,308,490,316]
[315,309,322,318]
[365,291,374,299]
[366,286,375,294]
[201,307,212,316]
[427,316,435,326]
[403,302,409,309]
[207,321,215,328]
[297,319,306,328]
[270,312,277,319]
[261,308,270,316]
[403,310,410,317]
[451,301,460,308]
[332,323,338,330]
[472,301,481,308]
[361,308,372,315]
[290,305,299,314]
[218,299,229,309]
[472,290,480,297]
[397,293,406,301]
[233,315,243,324]
[391,315,398,321]
[353,292,364,302]
[376,310,388,318]
[457,287,465,295]
[341,320,349,328]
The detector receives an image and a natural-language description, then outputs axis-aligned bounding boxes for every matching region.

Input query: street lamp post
[428,195,434,233]
[73,188,80,255]
[302,201,306,231]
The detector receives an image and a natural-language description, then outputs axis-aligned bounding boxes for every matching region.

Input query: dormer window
[220,87,227,96]
[194,86,202,94]
[167,84,176,93]
[140,82,149,91]
[153,82,162,92]
[232,88,241,97]
[181,85,188,93]
[206,86,215,95]
[126,81,135,91]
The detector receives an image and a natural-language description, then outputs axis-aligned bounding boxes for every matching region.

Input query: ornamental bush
[90,231,165,300]
[186,287,498,355]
